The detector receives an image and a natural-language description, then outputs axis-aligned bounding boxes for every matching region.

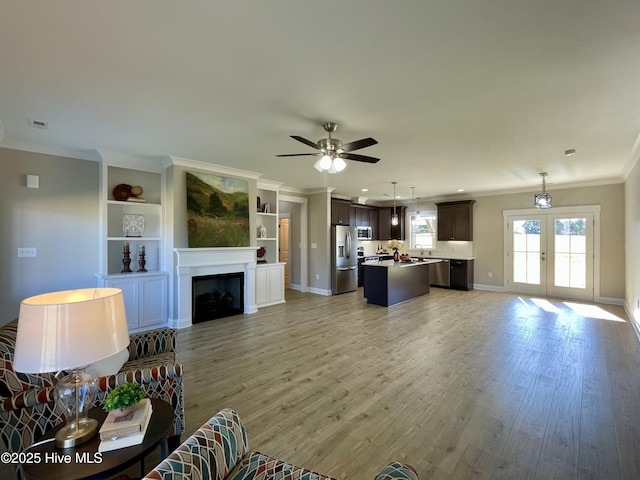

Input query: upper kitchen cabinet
[436,200,475,241]
[353,205,378,228]
[378,206,406,240]
[331,199,351,225]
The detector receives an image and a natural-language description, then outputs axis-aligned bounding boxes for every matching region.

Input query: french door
[506,209,595,300]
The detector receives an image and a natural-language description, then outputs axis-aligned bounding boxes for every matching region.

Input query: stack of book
[98,398,153,452]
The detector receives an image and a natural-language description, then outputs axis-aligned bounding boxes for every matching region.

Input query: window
[408,210,437,250]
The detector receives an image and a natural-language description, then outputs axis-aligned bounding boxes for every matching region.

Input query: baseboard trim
[624,302,640,344]
[474,284,505,292]
[308,287,332,296]
[596,296,625,306]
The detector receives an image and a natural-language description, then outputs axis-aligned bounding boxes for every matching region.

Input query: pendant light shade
[391,181,399,226]
[534,172,552,209]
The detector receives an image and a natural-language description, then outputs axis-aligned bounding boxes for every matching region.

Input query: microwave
[356,226,372,240]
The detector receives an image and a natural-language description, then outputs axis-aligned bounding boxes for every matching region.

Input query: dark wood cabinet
[450,259,474,290]
[378,206,406,240]
[436,200,475,241]
[331,200,351,225]
[355,206,370,226]
[369,208,379,239]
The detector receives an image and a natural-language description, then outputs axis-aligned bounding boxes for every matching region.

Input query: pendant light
[534,172,552,209]
[391,181,399,226]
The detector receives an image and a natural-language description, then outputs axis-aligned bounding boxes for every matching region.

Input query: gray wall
[308,190,331,293]
[0,148,99,324]
[472,183,625,299]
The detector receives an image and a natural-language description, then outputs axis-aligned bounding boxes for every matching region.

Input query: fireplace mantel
[173,247,257,328]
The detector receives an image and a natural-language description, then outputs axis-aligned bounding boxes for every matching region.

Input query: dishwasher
[430,259,450,287]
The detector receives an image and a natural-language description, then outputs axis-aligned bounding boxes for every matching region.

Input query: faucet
[415,244,425,256]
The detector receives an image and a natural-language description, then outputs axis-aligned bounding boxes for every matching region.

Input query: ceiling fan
[276,122,380,173]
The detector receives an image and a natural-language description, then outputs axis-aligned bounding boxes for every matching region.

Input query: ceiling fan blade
[291,135,321,149]
[340,152,380,164]
[340,137,378,152]
[275,153,321,157]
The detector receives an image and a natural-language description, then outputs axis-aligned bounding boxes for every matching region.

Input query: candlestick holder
[137,252,147,272]
[121,250,132,273]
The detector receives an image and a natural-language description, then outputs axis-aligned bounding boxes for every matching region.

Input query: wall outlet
[488,272,493,278]
[18,247,37,258]
[311,243,317,249]
[316,273,320,280]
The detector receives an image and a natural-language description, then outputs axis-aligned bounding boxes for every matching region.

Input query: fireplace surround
[174,247,257,328]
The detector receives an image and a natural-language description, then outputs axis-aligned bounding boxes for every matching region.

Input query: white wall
[625,159,640,330]
[0,147,100,324]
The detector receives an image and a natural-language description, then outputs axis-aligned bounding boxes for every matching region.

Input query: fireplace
[173,247,258,329]
[193,273,244,323]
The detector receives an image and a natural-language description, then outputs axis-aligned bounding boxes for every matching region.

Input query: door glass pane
[554,218,586,288]
[513,219,540,285]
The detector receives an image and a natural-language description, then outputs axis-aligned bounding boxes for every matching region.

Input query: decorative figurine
[121,243,132,273]
[137,244,147,272]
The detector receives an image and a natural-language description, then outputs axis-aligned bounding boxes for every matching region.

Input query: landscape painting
[186,171,250,247]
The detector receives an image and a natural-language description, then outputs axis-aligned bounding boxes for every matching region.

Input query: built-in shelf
[97,154,168,332]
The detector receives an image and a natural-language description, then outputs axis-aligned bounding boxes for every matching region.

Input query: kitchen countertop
[430,256,475,260]
[363,259,442,268]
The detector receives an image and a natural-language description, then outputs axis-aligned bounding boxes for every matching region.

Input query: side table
[21,398,173,480]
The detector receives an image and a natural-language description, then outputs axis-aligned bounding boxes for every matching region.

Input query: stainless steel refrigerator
[331,225,358,294]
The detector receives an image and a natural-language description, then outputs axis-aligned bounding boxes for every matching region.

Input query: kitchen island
[362,259,442,306]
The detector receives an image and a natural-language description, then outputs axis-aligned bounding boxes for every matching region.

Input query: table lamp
[13,288,129,448]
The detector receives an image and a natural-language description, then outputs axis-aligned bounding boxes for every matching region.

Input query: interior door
[278,217,290,289]
[507,212,594,300]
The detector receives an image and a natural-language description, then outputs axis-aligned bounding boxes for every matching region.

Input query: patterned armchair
[144,408,418,480]
[0,319,184,459]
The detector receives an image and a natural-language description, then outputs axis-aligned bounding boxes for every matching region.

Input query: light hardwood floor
[178,288,639,480]
[3,287,639,479]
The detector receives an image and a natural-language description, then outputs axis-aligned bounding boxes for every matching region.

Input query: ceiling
[1,1,639,202]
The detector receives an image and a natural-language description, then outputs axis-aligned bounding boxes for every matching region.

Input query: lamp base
[55,417,99,448]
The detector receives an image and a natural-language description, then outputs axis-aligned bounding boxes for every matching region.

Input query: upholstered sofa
[0,319,184,458]
[144,408,418,480]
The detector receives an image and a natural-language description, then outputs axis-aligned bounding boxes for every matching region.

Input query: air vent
[29,119,49,130]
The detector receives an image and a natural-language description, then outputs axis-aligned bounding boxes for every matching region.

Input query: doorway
[278,194,308,292]
[504,206,600,301]
[279,217,290,289]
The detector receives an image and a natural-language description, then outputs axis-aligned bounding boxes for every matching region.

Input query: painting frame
[185,171,250,248]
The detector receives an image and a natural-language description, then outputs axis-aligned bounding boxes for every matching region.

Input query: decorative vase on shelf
[393,250,400,262]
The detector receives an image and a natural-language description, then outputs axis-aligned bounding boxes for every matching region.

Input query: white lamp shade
[333,157,347,172]
[319,155,332,170]
[14,288,130,374]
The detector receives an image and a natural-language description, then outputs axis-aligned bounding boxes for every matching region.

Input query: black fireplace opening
[193,273,244,323]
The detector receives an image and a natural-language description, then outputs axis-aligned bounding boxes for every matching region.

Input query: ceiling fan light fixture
[534,172,552,209]
[320,154,332,170]
[333,157,347,172]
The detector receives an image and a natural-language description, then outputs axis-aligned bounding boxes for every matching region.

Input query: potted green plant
[103,383,145,417]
